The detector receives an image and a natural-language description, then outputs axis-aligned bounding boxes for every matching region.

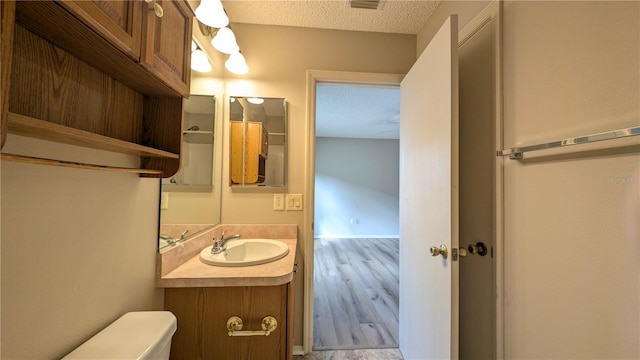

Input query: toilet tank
[63,311,177,360]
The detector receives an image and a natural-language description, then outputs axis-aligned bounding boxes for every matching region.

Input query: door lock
[430,244,448,259]
[468,242,488,256]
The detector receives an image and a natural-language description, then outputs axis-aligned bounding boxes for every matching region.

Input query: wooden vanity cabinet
[165,283,294,360]
[1,0,193,177]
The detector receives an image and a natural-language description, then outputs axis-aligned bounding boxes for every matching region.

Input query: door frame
[457,1,504,357]
[303,70,404,353]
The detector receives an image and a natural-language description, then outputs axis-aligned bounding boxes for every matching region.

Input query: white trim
[492,2,505,359]
[459,1,505,358]
[304,70,404,354]
[293,345,304,356]
[459,0,499,47]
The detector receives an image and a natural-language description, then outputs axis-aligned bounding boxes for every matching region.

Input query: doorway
[303,6,502,351]
[313,83,401,350]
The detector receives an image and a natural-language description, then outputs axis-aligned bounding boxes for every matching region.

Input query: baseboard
[293,345,305,356]
[314,235,400,239]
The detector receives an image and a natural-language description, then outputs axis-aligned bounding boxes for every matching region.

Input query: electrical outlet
[273,194,284,210]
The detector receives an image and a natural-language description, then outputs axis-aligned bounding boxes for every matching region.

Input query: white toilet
[63,311,177,360]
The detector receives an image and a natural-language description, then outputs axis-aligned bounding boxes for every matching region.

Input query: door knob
[468,242,488,256]
[430,244,448,259]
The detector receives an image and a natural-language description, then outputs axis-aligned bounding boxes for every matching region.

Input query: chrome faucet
[160,230,189,246]
[211,230,241,254]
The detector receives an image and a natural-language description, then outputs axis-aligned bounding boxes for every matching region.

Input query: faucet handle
[211,237,221,254]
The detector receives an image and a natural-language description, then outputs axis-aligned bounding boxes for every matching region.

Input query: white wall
[1,137,163,359]
[314,137,399,238]
[502,2,639,358]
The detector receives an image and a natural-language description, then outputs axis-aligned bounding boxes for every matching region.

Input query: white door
[399,15,459,359]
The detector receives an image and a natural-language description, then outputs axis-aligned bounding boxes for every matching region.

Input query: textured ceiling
[316,83,400,140]
[222,0,441,34]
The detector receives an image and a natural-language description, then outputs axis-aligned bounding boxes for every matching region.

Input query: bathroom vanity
[157,225,297,360]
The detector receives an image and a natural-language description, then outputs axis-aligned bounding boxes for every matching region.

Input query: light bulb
[191,49,212,73]
[211,27,239,54]
[247,97,264,105]
[225,52,249,75]
[195,0,229,28]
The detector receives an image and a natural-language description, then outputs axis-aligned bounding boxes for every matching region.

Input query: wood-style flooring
[313,238,399,350]
[294,348,403,360]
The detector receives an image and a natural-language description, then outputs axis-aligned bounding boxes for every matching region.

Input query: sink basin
[199,239,290,267]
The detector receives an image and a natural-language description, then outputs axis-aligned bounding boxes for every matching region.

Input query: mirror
[159,92,223,252]
[163,95,215,190]
[229,97,287,189]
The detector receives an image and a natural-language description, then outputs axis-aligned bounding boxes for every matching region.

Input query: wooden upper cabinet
[140,0,193,97]
[57,0,143,60]
[4,0,193,177]
[62,0,193,97]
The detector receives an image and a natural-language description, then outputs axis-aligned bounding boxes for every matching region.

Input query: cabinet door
[230,121,245,184]
[165,285,288,360]
[58,0,142,60]
[140,0,192,97]
[244,122,263,183]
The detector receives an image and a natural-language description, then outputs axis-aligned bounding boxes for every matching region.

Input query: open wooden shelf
[7,112,179,159]
[1,1,192,178]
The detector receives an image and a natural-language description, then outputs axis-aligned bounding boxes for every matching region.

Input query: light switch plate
[273,194,285,210]
[285,194,303,211]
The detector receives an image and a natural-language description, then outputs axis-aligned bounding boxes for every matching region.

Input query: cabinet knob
[144,0,164,18]
[153,3,164,18]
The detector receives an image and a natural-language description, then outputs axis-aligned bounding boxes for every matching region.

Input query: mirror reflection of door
[229,97,286,188]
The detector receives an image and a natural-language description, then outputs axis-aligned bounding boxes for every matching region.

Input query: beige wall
[502,1,639,358]
[1,137,163,359]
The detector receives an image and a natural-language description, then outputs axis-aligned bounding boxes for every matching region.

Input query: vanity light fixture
[191,43,212,73]
[225,51,249,75]
[211,27,239,54]
[195,0,229,28]
[195,0,249,75]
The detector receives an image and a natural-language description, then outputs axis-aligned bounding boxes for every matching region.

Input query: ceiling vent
[350,0,382,10]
